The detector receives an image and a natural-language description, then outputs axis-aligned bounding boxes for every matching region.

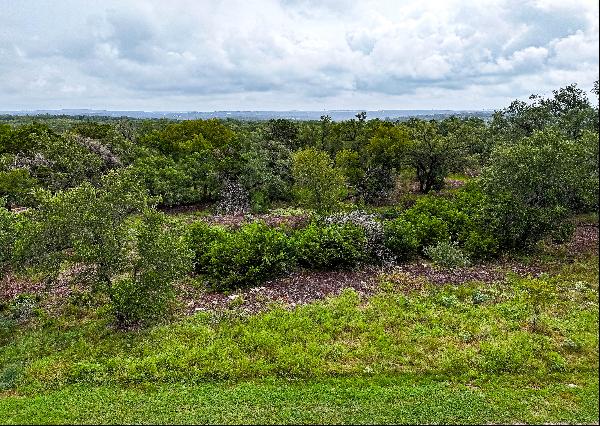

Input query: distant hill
[0,109,494,121]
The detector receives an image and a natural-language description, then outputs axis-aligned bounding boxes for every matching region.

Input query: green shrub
[185,221,228,273]
[463,230,499,260]
[0,363,23,391]
[402,196,472,242]
[110,211,193,327]
[403,212,450,249]
[424,241,470,268]
[203,222,294,291]
[293,222,367,270]
[383,217,419,260]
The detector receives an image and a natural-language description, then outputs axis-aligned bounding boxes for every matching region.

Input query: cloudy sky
[1,0,598,111]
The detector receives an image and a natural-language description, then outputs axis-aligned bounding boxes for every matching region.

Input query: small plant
[0,362,23,391]
[424,241,470,269]
[516,276,557,332]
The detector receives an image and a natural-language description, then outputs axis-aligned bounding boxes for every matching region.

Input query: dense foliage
[0,82,598,325]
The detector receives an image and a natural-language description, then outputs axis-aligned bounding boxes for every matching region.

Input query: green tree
[405,120,466,193]
[291,148,347,212]
[481,129,596,248]
[110,210,193,326]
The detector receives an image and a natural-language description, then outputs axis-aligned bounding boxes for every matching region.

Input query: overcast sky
[1,0,598,111]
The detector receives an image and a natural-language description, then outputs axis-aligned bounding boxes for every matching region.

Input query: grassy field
[2,375,598,424]
[1,241,598,423]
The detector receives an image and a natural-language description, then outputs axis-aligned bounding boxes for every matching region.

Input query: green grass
[1,375,598,424]
[1,256,598,424]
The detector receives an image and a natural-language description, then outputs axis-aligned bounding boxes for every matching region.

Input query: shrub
[424,241,470,269]
[293,222,367,270]
[402,196,472,243]
[324,211,387,262]
[383,217,419,260]
[203,222,294,291]
[185,221,228,273]
[463,230,499,260]
[403,212,450,249]
[110,211,193,327]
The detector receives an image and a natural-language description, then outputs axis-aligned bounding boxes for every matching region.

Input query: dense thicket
[1,82,598,326]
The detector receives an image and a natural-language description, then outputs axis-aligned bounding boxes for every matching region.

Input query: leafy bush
[403,212,450,249]
[481,129,595,249]
[383,217,419,260]
[424,241,470,268]
[185,221,228,273]
[110,211,193,327]
[203,222,294,290]
[402,196,472,243]
[463,230,499,260]
[293,222,367,270]
[324,211,387,262]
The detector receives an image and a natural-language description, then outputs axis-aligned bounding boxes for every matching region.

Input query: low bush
[383,217,419,260]
[185,221,228,273]
[424,240,470,268]
[463,230,500,260]
[402,196,472,243]
[203,222,294,290]
[293,222,367,270]
[403,212,450,249]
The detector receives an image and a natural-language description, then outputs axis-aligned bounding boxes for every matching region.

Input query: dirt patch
[0,274,45,302]
[179,258,550,315]
[566,223,598,256]
[180,267,382,315]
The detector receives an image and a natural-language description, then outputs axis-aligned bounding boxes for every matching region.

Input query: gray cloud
[0,0,597,110]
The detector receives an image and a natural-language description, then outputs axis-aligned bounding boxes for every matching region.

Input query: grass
[1,375,598,424]
[0,254,598,424]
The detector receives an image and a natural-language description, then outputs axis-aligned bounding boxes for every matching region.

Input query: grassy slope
[0,253,598,424]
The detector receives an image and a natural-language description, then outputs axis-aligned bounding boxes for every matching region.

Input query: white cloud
[0,0,597,110]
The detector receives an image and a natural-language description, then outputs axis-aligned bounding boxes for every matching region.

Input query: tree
[404,120,466,193]
[335,149,364,196]
[481,129,597,249]
[110,210,193,326]
[266,119,299,149]
[291,148,347,212]
[490,83,597,143]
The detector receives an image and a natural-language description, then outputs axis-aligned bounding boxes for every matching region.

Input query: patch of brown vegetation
[0,274,45,302]
[179,258,550,315]
[180,267,382,315]
[566,223,598,256]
